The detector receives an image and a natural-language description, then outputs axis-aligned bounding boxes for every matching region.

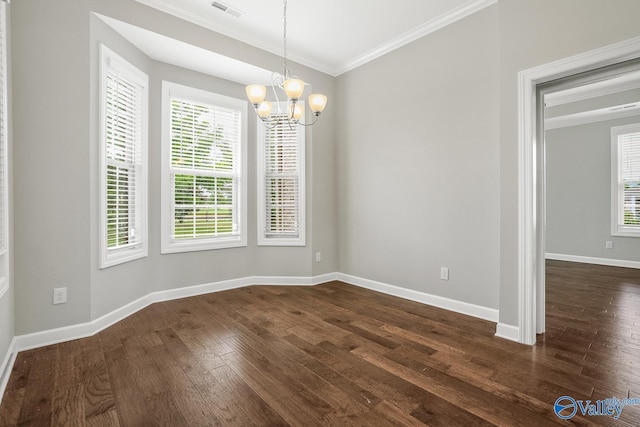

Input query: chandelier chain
[245,0,326,127]
[283,0,288,78]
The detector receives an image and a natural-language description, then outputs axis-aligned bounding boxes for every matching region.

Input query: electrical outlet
[315,252,322,262]
[605,241,613,249]
[53,287,67,305]
[440,267,449,281]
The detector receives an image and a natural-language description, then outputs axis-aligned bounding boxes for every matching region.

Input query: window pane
[613,124,640,236]
[100,45,148,267]
[170,95,241,243]
[170,99,239,172]
[104,64,143,252]
[261,112,303,240]
[106,165,132,248]
[172,174,235,239]
[266,177,298,234]
[623,182,640,226]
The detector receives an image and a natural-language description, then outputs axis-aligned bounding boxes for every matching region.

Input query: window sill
[611,230,640,238]
[257,238,306,247]
[161,236,247,254]
[100,247,148,269]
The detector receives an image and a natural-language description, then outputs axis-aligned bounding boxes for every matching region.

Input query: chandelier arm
[293,114,319,127]
[270,72,284,116]
[257,113,280,130]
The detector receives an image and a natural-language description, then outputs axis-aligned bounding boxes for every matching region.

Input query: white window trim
[161,81,247,254]
[0,1,8,299]
[99,45,149,268]
[257,104,306,246]
[611,122,640,237]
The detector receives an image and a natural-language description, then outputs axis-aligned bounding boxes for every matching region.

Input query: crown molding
[335,0,497,75]
[133,0,496,77]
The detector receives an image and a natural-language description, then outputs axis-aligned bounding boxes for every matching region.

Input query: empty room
[1,0,640,425]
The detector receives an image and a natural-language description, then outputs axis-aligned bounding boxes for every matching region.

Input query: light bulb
[245,85,266,105]
[308,94,327,115]
[257,101,272,118]
[289,103,304,121]
[283,78,305,100]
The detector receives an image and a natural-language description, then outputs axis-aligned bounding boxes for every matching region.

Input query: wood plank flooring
[1,260,640,426]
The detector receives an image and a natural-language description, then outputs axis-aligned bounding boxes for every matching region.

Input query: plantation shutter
[104,65,143,250]
[619,130,640,227]
[169,98,241,239]
[264,114,301,237]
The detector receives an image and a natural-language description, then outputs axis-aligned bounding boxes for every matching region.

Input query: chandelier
[245,0,328,127]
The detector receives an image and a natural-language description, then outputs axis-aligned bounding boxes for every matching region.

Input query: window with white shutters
[100,45,148,268]
[161,82,247,253]
[0,1,8,298]
[257,104,305,246]
[611,123,640,237]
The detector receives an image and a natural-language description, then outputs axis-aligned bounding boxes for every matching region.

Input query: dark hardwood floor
[1,260,639,426]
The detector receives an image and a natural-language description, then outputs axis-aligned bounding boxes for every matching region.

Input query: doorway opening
[517,36,640,345]
[537,58,640,338]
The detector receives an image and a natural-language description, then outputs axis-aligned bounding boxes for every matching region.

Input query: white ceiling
[98,14,275,85]
[132,0,496,76]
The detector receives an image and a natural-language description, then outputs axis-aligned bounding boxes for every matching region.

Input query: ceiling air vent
[211,1,243,18]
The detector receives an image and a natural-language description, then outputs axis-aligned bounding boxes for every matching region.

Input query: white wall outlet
[605,241,613,249]
[53,287,67,305]
[315,252,322,262]
[440,267,449,281]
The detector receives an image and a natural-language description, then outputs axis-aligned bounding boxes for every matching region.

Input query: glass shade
[257,101,272,118]
[283,78,305,100]
[289,103,304,121]
[246,84,266,105]
[308,94,328,114]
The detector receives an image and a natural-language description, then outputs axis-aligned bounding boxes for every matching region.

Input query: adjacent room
[0,0,640,425]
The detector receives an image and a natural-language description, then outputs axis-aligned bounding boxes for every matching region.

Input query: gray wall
[12,0,92,335]
[336,5,500,310]
[546,116,640,261]
[8,0,640,340]
[12,0,337,334]
[498,0,640,327]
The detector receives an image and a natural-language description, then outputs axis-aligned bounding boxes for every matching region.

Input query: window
[0,1,8,298]
[257,104,305,246]
[99,45,148,268]
[611,123,640,237]
[161,82,247,253]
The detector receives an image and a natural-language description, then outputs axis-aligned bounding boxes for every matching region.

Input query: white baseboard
[546,253,640,269]
[336,273,499,323]
[14,273,340,353]
[0,337,17,404]
[3,269,507,403]
[495,323,520,342]
[311,272,340,285]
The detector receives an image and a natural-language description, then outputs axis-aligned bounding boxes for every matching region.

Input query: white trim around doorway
[517,36,640,345]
